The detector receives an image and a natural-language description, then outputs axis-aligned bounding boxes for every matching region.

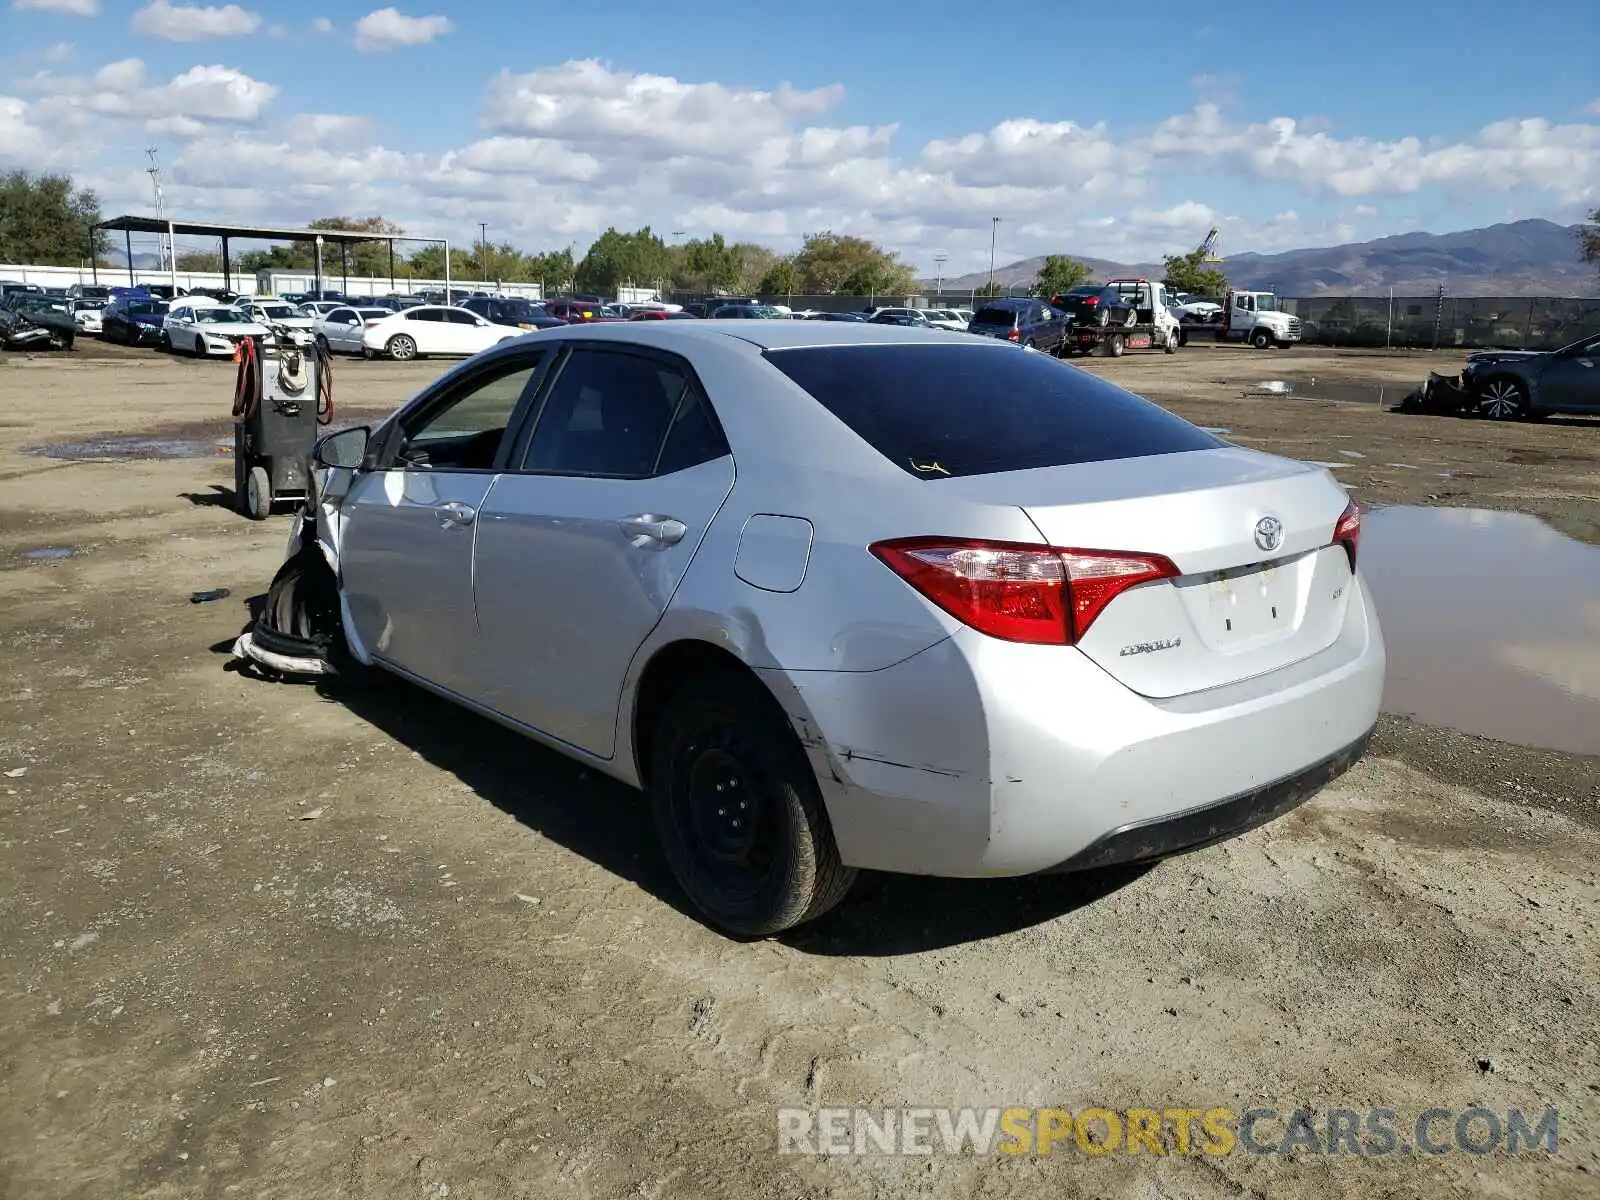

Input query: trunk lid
[938,447,1354,696]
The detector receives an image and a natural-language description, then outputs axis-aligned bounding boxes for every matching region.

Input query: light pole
[933,254,947,297]
[478,222,488,285]
[987,218,1000,295]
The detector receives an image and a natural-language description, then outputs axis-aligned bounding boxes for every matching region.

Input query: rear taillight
[1006,328,1020,341]
[870,538,1178,645]
[1333,499,1361,569]
[364,319,381,327]
[1081,296,1099,305]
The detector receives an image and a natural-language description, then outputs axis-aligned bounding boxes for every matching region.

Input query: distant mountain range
[928,219,1597,298]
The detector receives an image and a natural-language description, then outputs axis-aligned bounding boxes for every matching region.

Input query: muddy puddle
[1253,378,1410,405]
[20,547,76,561]
[25,436,229,461]
[1361,506,1600,755]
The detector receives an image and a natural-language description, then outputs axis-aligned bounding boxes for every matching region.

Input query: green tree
[974,281,1004,299]
[575,226,673,294]
[674,234,742,292]
[757,257,800,296]
[793,231,914,295]
[0,170,104,264]
[1162,248,1228,298]
[175,250,223,271]
[1579,207,1600,278]
[732,242,777,292]
[235,215,406,279]
[1034,254,1092,297]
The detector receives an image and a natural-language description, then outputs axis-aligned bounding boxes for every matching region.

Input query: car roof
[524,318,994,353]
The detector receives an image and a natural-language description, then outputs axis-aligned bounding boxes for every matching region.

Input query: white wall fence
[0,263,550,301]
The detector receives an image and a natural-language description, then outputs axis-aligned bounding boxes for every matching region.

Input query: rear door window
[763,344,1221,480]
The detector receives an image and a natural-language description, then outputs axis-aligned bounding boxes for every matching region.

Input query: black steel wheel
[649,672,855,937]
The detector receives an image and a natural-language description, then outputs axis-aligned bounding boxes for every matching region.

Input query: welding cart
[232,329,334,519]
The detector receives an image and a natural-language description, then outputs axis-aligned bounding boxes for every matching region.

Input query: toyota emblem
[1254,516,1284,553]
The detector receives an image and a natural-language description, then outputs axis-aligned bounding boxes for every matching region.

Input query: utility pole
[145,147,170,272]
[987,218,1000,295]
[933,254,947,297]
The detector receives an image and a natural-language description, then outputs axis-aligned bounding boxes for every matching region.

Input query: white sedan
[360,304,526,361]
[162,300,271,357]
[312,305,397,356]
[241,299,316,337]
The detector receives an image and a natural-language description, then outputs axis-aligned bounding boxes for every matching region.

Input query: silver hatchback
[240,322,1384,936]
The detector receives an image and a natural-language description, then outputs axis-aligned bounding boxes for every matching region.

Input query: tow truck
[1060,278,1183,357]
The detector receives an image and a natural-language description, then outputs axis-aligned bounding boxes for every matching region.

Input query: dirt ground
[1,340,1597,1199]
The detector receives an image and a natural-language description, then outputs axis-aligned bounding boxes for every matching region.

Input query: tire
[243,465,272,520]
[1164,329,1179,354]
[1122,308,1138,328]
[648,671,856,937]
[190,332,204,358]
[1478,377,1527,421]
[1251,328,1273,350]
[386,334,417,361]
[1105,333,1127,358]
[255,543,380,685]
[157,330,171,353]
[1096,307,1110,328]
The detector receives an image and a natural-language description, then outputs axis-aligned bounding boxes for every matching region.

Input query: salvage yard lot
[1,342,1597,1198]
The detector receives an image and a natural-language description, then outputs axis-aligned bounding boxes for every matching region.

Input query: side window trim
[369,349,552,473]
[503,343,723,479]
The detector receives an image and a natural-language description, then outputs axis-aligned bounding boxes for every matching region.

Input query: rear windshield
[969,306,1019,326]
[763,344,1221,479]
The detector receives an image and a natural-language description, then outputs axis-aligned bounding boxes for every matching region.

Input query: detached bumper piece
[1037,726,1375,874]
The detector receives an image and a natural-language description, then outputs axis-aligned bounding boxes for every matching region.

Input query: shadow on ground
[210,648,1145,953]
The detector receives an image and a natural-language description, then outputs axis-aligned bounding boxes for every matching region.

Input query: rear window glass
[763,344,1221,480]
[970,307,1018,326]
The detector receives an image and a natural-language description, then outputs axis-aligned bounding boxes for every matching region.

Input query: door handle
[619,514,687,546]
[434,501,477,529]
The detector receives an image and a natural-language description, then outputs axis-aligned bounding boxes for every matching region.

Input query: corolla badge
[1254,515,1284,553]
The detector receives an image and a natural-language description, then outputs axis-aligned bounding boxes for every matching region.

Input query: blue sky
[3,0,1597,273]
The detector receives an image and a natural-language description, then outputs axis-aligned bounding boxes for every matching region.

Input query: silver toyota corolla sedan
[237,321,1384,937]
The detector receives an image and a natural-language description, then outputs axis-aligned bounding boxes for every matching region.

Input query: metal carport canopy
[91,214,451,297]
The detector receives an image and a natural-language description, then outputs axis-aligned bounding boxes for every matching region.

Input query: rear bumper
[1036,725,1373,873]
[771,574,1384,877]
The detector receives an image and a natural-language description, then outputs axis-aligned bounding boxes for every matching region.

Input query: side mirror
[313,425,370,470]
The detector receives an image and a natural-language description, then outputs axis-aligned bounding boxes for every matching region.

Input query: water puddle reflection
[1362,506,1600,755]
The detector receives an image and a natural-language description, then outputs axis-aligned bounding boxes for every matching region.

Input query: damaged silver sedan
[237,321,1383,937]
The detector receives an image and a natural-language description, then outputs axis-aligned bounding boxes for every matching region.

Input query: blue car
[101,291,170,346]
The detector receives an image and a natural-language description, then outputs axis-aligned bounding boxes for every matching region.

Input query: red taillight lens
[1333,499,1361,569]
[870,538,1178,644]
[1082,296,1099,305]
[1006,328,1020,341]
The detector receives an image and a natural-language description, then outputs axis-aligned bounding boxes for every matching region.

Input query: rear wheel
[1478,377,1526,421]
[649,671,856,937]
[1105,332,1127,358]
[1095,307,1110,327]
[1122,308,1138,328]
[386,333,417,361]
[1164,329,1180,353]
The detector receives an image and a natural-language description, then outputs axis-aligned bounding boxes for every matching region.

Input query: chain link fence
[1279,295,1600,350]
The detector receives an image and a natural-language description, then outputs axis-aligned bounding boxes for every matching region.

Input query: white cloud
[21,55,1600,275]
[311,16,332,33]
[285,112,375,150]
[12,0,98,13]
[1587,97,1600,117]
[353,8,451,52]
[132,0,261,39]
[42,41,75,62]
